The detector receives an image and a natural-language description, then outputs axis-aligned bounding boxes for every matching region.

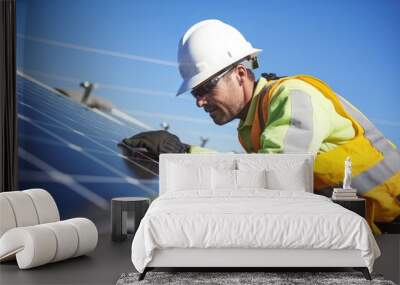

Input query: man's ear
[236,65,247,85]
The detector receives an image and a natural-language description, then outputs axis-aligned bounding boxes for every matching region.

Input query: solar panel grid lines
[19,147,109,210]
[21,113,158,177]
[19,133,127,158]
[18,82,159,169]
[17,73,151,131]
[20,93,145,144]
[18,118,121,145]
[18,122,158,178]
[17,84,138,138]
[16,78,132,128]
[17,82,158,177]
[19,133,72,148]
[21,73,159,163]
[17,73,160,219]
[19,170,159,186]
[92,108,126,126]
[20,125,157,180]
[19,115,122,153]
[16,70,69,98]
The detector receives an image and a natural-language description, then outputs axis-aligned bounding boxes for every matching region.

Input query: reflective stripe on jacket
[238,74,400,234]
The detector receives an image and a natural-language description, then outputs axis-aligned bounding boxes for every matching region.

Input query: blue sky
[16,0,400,152]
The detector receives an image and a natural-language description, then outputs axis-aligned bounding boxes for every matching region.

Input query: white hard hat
[177,19,262,96]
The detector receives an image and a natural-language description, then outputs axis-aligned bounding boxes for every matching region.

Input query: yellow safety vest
[238,75,400,234]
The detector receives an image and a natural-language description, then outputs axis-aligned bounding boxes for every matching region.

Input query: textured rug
[116,271,396,285]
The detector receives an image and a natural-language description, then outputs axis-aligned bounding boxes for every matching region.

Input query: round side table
[111,197,150,242]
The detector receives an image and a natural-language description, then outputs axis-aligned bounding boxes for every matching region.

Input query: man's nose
[196,96,207,108]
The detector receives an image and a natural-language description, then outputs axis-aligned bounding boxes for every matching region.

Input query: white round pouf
[0,196,17,237]
[24,188,60,223]
[42,221,79,262]
[66,218,98,257]
[1,191,39,227]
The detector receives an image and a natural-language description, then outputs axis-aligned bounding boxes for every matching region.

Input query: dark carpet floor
[117,271,396,285]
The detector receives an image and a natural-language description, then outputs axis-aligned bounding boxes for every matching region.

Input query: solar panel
[17,72,159,231]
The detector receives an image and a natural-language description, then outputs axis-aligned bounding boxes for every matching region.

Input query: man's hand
[120,130,190,159]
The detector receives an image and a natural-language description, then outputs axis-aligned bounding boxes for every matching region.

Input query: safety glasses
[191,66,234,99]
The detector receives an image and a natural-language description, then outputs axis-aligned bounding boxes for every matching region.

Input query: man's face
[193,69,245,125]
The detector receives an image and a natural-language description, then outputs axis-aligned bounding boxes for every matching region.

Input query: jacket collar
[238,77,269,130]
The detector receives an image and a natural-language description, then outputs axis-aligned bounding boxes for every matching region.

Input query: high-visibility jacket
[237,74,400,234]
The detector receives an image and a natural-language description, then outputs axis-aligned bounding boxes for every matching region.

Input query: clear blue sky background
[16,0,400,152]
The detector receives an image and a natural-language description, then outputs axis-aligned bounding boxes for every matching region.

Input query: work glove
[120,130,190,160]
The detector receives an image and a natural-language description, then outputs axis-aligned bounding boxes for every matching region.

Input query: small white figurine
[343,156,352,189]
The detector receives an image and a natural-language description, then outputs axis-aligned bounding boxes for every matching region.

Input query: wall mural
[16,0,400,234]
